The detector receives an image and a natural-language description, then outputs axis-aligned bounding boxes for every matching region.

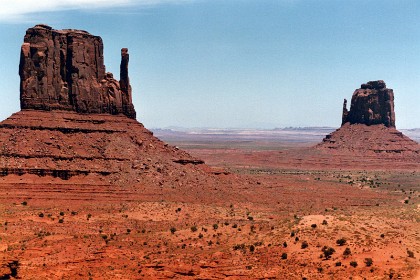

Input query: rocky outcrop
[342,80,395,128]
[0,110,206,183]
[318,80,419,156]
[0,24,215,184]
[19,24,136,119]
[319,123,420,155]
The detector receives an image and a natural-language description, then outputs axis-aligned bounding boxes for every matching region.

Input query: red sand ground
[0,121,419,279]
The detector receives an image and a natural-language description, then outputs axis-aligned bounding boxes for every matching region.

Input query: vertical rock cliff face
[19,24,136,119]
[341,80,395,128]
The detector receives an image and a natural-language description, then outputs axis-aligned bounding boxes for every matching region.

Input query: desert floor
[0,130,418,279]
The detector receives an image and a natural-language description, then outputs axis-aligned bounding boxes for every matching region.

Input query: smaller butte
[318,81,420,156]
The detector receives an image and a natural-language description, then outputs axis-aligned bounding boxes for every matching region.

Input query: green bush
[364,258,373,267]
[336,238,347,246]
[322,246,335,259]
[350,261,358,268]
[343,247,351,256]
[407,250,415,258]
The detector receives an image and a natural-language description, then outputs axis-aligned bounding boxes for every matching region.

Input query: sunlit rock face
[19,24,136,119]
[342,80,395,128]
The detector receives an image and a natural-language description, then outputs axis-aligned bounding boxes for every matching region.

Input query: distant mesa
[318,81,419,156]
[341,80,395,128]
[19,24,136,119]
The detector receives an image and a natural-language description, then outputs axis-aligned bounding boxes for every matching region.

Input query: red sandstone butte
[19,24,136,119]
[319,80,419,155]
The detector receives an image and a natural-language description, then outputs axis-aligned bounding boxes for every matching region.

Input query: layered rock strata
[19,24,136,118]
[0,110,206,183]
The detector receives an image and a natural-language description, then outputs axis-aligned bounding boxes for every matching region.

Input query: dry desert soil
[0,127,419,279]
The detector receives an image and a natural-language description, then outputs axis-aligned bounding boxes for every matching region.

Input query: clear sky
[0,0,419,129]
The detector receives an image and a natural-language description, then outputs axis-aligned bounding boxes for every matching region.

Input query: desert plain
[0,126,418,279]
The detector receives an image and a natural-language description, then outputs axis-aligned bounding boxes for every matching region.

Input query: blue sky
[0,0,419,129]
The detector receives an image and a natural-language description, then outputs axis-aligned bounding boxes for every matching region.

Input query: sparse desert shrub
[38,213,44,218]
[322,220,328,225]
[283,241,287,248]
[126,229,131,234]
[335,262,341,266]
[301,241,308,249]
[407,250,415,258]
[290,231,295,237]
[311,224,317,229]
[247,216,254,221]
[250,225,256,232]
[380,233,385,238]
[233,244,246,251]
[364,258,373,267]
[59,211,64,216]
[350,261,358,268]
[281,253,287,260]
[170,227,176,234]
[87,213,92,220]
[232,224,238,228]
[58,219,64,223]
[343,247,351,256]
[191,225,198,232]
[213,224,218,230]
[249,245,255,252]
[322,246,335,259]
[336,238,347,246]
[21,201,27,206]
[198,233,203,239]
[295,236,299,242]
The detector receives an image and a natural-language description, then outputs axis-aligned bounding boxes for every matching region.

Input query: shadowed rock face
[19,24,136,119]
[342,80,395,128]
